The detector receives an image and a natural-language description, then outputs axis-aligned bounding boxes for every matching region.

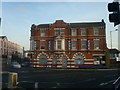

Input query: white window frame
[71,28,77,36]
[60,29,65,35]
[94,27,99,35]
[81,39,87,50]
[81,28,86,36]
[57,40,62,50]
[41,30,46,37]
[55,39,65,50]
[54,29,59,36]
[30,40,36,51]
[94,39,100,50]
[54,28,65,36]
[71,39,77,50]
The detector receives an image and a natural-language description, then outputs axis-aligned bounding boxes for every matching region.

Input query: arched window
[39,54,47,65]
[74,54,84,65]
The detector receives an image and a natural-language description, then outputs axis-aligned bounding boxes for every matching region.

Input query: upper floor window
[71,28,77,36]
[94,39,99,50]
[87,40,91,50]
[54,30,59,36]
[55,39,65,50]
[41,30,46,37]
[94,28,99,35]
[71,40,77,50]
[81,28,86,36]
[68,40,71,50]
[48,41,51,50]
[81,39,87,50]
[40,40,45,50]
[54,28,65,36]
[61,29,65,35]
[30,40,36,51]
[57,40,62,49]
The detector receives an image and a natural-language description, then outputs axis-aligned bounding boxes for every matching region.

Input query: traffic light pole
[118,24,120,51]
[110,31,113,49]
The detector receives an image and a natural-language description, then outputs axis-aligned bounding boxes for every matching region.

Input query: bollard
[8,72,18,88]
[35,82,38,88]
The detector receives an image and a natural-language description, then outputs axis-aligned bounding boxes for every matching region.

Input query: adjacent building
[109,49,119,66]
[30,20,109,68]
[0,36,23,59]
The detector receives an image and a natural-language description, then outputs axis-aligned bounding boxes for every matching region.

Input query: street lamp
[110,29,118,49]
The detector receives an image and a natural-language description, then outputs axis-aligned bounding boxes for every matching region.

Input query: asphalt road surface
[2,67,120,89]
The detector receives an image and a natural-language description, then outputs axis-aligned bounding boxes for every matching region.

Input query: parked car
[11,62,21,68]
[21,62,30,67]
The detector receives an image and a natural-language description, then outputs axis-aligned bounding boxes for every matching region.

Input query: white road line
[83,78,96,82]
[99,79,116,86]
[77,78,96,83]
[50,82,74,88]
[104,75,117,78]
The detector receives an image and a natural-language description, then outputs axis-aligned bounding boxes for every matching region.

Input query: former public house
[30,20,109,68]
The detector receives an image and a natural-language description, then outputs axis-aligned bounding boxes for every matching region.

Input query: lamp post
[110,29,118,49]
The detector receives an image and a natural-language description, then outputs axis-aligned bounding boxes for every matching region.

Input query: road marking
[83,78,96,82]
[50,82,74,88]
[77,78,96,83]
[51,86,57,88]
[104,75,117,78]
[99,79,116,86]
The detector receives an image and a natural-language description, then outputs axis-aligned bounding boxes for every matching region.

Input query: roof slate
[70,22,105,28]
[35,20,105,29]
[38,24,50,28]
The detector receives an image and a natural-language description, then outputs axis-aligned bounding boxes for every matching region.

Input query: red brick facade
[30,20,108,68]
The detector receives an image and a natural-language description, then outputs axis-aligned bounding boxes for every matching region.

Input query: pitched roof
[34,20,105,29]
[70,22,105,28]
[38,24,50,28]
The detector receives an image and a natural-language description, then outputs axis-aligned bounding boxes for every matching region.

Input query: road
[2,67,120,89]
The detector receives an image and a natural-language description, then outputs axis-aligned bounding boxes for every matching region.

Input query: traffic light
[108,2,120,26]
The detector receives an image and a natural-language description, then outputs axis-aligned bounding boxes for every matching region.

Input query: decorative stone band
[84,62,94,64]
[84,59,94,61]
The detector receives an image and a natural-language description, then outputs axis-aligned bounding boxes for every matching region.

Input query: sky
[1,1,118,50]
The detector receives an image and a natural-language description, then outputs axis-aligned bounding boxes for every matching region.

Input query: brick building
[30,20,109,68]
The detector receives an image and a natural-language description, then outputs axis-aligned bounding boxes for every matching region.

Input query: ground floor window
[39,54,47,65]
[74,54,84,65]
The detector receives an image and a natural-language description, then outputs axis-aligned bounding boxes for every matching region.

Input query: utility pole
[118,24,120,61]
[110,29,118,49]
[110,31,112,49]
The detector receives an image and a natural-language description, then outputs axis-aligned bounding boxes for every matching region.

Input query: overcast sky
[1,1,118,50]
